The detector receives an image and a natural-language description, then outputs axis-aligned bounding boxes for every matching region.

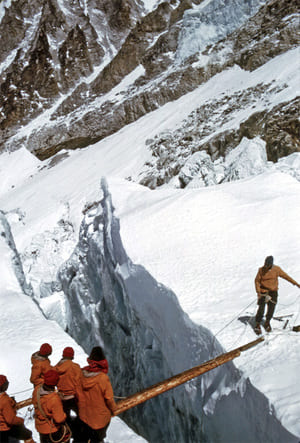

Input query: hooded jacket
[77,369,116,430]
[30,352,52,387]
[0,392,23,431]
[255,265,298,293]
[55,359,82,399]
[32,385,66,434]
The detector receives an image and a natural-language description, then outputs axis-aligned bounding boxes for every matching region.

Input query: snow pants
[0,423,32,442]
[255,291,278,323]
[39,424,71,443]
[62,397,79,421]
[72,419,109,443]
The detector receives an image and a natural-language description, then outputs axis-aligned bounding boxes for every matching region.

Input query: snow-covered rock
[275,153,300,182]
[179,151,225,188]
[223,136,268,181]
[180,136,268,188]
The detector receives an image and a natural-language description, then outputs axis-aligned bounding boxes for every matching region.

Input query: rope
[213,300,256,338]
[10,387,32,397]
[209,300,256,357]
[229,315,252,349]
[208,290,299,354]
[36,386,72,443]
[277,293,300,308]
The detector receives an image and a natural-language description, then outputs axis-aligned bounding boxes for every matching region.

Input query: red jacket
[55,359,82,399]
[77,370,116,430]
[32,385,66,434]
[30,352,52,387]
[0,392,23,431]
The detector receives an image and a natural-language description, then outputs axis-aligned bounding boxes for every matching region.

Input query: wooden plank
[114,337,264,415]
[16,397,32,410]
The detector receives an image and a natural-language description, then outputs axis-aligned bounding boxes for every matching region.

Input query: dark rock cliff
[1,0,299,171]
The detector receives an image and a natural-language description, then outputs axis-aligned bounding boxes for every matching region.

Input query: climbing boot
[254,323,262,335]
[264,321,272,332]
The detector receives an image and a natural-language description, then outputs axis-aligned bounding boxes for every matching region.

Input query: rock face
[0,0,144,139]
[57,180,297,443]
[0,0,299,171]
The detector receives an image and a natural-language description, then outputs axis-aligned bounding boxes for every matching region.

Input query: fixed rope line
[209,299,256,356]
[10,387,33,396]
[214,300,256,338]
[16,337,264,414]
[277,293,300,308]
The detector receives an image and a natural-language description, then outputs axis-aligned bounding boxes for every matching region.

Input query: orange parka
[78,370,117,430]
[32,385,66,434]
[255,265,299,294]
[30,352,52,387]
[0,392,23,431]
[55,359,82,399]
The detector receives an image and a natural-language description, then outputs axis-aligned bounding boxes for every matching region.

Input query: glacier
[0,210,33,298]
[179,136,300,188]
[0,0,299,441]
[176,0,267,62]
[56,178,297,443]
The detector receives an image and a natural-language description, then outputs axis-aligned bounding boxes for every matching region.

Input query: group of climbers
[0,344,117,443]
[1,255,299,441]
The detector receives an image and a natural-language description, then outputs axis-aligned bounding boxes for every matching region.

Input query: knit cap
[44,370,60,387]
[264,256,274,267]
[63,347,74,358]
[0,375,8,389]
[39,343,52,356]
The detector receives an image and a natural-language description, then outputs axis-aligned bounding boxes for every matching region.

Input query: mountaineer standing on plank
[254,255,300,334]
[30,343,53,387]
[0,374,34,442]
[75,346,117,443]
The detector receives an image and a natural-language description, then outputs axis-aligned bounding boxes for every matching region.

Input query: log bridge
[16,337,264,414]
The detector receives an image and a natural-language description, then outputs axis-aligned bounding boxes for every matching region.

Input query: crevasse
[57,179,297,443]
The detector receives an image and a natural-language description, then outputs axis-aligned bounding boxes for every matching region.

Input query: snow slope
[110,172,300,435]
[0,48,300,439]
[0,215,146,441]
